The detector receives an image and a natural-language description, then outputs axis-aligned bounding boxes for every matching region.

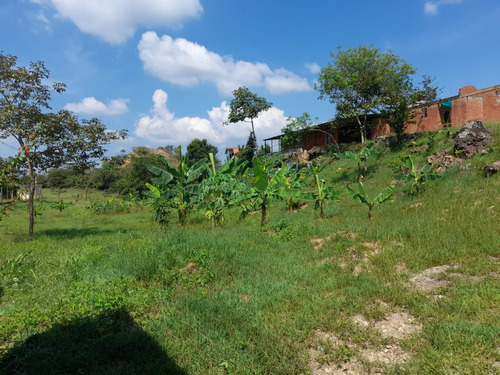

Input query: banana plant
[304,164,340,218]
[146,145,207,225]
[241,157,289,226]
[197,153,249,227]
[345,182,394,227]
[338,142,375,182]
[282,164,308,213]
[395,155,441,195]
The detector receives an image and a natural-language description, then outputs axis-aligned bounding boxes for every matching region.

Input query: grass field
[1,126,499,374]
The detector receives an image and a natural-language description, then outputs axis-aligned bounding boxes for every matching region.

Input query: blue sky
[1,0,499,159]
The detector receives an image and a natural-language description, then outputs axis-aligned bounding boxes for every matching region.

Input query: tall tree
[226,86,272,147]
[382,75,438,144]
[186,138,218,166]
[315,45,435,145]
[0,53,126,238]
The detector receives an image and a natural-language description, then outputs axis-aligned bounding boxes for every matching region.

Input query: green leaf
[373,184,395,204]
[145,183,161,197]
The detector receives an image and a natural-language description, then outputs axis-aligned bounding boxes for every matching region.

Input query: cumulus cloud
[305,63,321,74]
[64,97,129,115]
[138,32,312,95]
[32,0,203,44]
[135,89,288,150]
[424,0,462,16]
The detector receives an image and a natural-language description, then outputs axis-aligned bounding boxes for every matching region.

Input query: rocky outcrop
[453,121,492,158]
[427,149,462,172]
[283,148,309,164]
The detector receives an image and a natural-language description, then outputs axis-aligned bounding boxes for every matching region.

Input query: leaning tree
[0,53,127,239]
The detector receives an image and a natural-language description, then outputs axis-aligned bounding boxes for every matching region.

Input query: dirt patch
[309,331,371,375]
[310,231,358,249]
[373,312,422,340]
[292,203,309,213]
[409,265,455,292]
[359,344,410,366]
[311,238,325,250]
[309,310,420,374]
[351,312,421,340]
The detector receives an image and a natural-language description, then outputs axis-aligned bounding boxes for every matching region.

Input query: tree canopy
[315,45,438,144]
[0,52,126,238]
[226,87,272,146]
[186,138,218,167]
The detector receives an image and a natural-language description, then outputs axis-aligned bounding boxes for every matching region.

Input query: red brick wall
[451,86,500,126]
[482,90,500,123]
[407,104,443,133]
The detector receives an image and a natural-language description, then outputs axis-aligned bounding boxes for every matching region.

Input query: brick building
[394,83,500,134]
[263,84,500,152]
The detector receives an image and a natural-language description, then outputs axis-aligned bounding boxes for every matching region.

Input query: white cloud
[424,0,462,16]
[64,97,129,115]
[138,32,312,95]
[33,0,203,44]
[305,63,321,74]
[135,89,288,150]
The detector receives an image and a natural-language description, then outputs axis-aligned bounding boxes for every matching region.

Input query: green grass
[1,125,499,374]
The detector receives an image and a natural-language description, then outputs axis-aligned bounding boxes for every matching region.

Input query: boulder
[483,161,500,177]
[453,121,492,158]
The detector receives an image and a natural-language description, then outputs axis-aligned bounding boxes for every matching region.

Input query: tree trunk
[251,119,257,148]
[28,158,35,240]
[320,203,325,219]
[261,195,267,226]
[356,116,366,145]
[368,206,373,228]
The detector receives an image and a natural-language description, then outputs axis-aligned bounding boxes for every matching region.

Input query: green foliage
[283,165,308,213]
[111,154,162,196]
[237,132,257,167]
[337,142,376,182]
[304,164,340,218]
[226,86,272,146]
[383,75,439,143]
[281,112,315,150]
[316,45,390,144]
[395,155,441,195]
[198,153,249,227]
[315,45,438,145]
[345,182,394,227]
[51,199,71,212]
[240,157,289,225]
[186,138,218,167]
[87,196,135,214]
[0,53,127,239]
[0,150,24,221]
[146,146,207,225]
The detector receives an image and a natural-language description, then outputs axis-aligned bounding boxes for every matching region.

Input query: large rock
[453,121,492,158]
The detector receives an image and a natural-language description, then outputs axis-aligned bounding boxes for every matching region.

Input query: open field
[1,127,500,374]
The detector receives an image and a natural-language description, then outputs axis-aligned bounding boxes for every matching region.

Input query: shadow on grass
[37,227,131,239]
[0,309,186,375]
